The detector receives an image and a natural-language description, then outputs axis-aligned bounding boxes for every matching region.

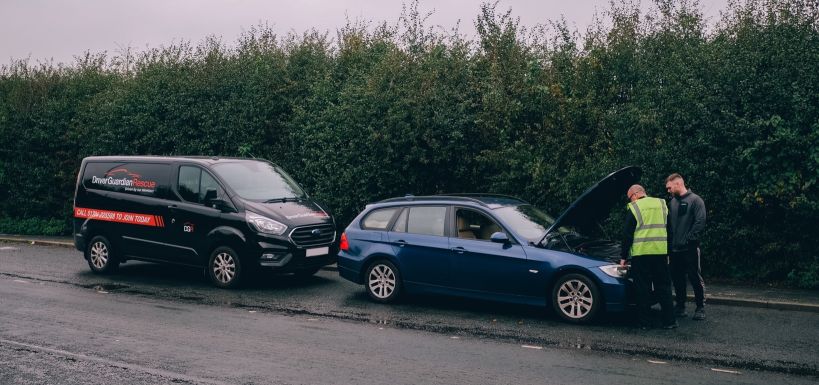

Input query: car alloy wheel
[552,273,601,323]
[365,260,402,303]
[557,279,593,319]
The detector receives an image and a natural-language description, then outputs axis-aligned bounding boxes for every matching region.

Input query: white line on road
[648,360,668,364]
[711,368,741,374]
[521,345,543,350]
[12,279,28,283]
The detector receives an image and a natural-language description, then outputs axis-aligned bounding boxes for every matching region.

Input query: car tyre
[365,260,402,303]
[551,273,601,324]
[207,246,243,289]
[85,235,119,274]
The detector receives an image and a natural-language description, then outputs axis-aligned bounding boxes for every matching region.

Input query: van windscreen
[211,161,305,201]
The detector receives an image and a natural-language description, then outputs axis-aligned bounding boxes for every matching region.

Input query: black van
[73,156,337,288]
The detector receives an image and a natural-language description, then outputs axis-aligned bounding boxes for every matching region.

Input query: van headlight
[599,264,628,278]
[246,211,287,235]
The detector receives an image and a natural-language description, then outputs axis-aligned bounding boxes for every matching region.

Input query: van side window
[406,206,447,237]
[177,166,223,205]
[82,162,170,198]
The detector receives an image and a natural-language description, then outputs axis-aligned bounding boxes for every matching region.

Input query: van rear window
[83,162,170,198]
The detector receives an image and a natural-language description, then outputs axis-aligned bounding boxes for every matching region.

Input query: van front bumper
[250,236,337,272]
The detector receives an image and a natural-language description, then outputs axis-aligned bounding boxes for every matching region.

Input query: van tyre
[551,273,601,324]
[86,236,119,274]
[208,246,243,289]
[365,260,402,303]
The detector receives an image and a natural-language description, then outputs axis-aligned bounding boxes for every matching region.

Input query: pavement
[2,234,817,313]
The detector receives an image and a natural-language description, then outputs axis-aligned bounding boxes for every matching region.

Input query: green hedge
[1,1,817,287]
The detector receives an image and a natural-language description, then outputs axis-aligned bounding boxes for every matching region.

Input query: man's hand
[619,259,628,267]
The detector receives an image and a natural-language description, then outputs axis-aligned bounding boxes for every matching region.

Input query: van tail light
[340,232,349,252]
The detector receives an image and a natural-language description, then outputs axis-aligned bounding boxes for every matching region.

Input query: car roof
[82,155,269,166]
[376,194,528,209]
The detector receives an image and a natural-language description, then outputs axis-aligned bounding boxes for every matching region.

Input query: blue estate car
[338,167,641,323]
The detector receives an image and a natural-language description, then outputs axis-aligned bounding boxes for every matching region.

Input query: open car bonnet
[543,166,642,237]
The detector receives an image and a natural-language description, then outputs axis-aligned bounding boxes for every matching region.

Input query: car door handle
[167,204,178,209]
[451,246,466,254]
[395,240,407,247]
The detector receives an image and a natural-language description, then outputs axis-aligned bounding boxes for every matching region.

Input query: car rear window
[82,162,170,198]
[361,207,399,230]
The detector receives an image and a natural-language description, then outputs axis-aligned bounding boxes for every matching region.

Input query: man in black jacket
[665,173,707,320]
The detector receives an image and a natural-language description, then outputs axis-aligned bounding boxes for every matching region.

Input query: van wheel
[551,273,601,324]
[86,236,119,274]
[207,246,243,289]
[365,260,402,303]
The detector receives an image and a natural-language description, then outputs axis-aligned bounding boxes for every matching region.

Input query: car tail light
[339,232,349,252]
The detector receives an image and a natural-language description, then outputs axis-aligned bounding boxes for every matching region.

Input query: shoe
[661,322,679,330]
[675,307,687,318]
[693,307,705,321]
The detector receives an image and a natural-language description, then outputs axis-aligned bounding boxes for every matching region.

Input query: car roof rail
[439,193,526,202]
[378,195,489,207]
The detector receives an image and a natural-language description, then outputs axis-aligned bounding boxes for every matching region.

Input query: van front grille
[289,224,336,247]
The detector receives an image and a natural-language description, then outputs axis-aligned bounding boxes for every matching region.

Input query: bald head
[627,184,646,202]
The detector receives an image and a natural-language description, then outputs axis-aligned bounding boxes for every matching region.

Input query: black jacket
[668,190,706,252]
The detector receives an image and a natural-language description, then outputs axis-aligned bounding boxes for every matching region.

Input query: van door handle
[451,246,466,254]
[167,204,178,209]
[395,240,407,247]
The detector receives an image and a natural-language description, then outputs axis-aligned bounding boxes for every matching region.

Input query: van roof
[82,156,266,166]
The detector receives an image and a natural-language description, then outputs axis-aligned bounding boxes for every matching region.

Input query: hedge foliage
[1,1,817,287]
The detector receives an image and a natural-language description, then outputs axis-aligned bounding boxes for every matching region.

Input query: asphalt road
[1,242,817,384]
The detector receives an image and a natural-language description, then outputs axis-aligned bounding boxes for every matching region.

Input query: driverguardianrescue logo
[92,168,157,194]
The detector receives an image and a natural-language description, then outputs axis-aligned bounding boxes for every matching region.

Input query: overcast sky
[1,0,730,65]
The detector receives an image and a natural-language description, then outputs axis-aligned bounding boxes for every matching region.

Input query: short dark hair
[665,173,684,183]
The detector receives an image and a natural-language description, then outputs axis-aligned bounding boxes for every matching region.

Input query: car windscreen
[494,205,569,243]
[210,161,305,201]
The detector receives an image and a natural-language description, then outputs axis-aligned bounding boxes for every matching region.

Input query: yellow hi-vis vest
[627,197,668,256]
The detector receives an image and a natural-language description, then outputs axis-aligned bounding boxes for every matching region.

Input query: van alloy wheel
[212,252,236,284]
[207,246,243,289]
[556,279,594,319]
[368,264,396,299]
[90,241,109,269]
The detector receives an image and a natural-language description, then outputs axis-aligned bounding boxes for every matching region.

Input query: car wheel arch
[547,266,606,306]
[359,254,402,284]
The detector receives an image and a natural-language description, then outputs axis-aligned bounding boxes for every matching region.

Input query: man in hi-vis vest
[619,184,677,329]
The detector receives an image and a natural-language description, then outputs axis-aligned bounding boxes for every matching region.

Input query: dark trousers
[631,254,674,326]
[670,248,706,308]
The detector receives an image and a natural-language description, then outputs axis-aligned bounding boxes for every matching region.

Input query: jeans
[670,248,706,308]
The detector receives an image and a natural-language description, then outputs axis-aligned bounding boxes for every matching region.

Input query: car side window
[455,208,504,241]
[361,207,399,230]
[178,166,224,205]
[392,208,408,233]
[406,206,447,237]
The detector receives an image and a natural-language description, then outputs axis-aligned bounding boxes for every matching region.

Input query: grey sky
[1,0,729,65]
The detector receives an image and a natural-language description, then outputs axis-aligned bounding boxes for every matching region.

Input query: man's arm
[685,196,706,245]
[621,210,636,263]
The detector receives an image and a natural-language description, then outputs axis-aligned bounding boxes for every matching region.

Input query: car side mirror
[490,232,510,244]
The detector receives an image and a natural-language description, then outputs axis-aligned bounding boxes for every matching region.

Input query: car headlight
[246,211,287,235]
[599,264,628,278]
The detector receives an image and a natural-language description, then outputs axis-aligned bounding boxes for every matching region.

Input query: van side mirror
[490,232,510,244]
[203,188,218,203]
